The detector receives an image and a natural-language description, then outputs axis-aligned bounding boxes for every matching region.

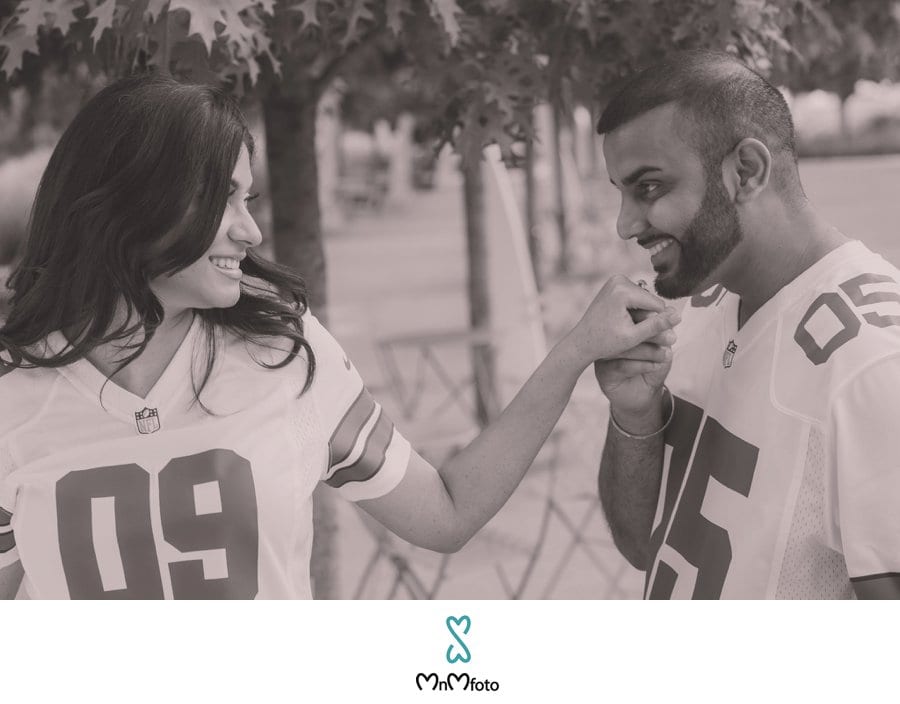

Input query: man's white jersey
[0,313,410,599]
[647,240,900,599]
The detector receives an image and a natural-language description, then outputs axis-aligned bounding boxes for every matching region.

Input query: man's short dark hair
[597,50,799,186]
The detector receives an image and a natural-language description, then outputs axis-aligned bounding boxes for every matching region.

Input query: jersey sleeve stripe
[0,508,10,528]
[326,408,394,488]
[0,530,15,554]
[329,388,377,468]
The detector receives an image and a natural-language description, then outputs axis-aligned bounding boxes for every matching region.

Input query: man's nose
[616,197,647,240]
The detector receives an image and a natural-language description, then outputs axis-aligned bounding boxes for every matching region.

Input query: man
[595,50,900,599]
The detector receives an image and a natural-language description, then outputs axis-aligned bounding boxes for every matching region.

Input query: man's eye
[637,182,661,198]
[244,192,259,204]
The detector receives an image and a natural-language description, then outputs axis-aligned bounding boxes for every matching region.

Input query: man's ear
[722,138,771,203]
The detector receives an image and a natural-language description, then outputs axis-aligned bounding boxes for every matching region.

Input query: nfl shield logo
[723,340,738,369]
[134,407,161,434]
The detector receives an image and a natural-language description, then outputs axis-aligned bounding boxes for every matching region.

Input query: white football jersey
[647,240,900,599]
[0,313,410,599]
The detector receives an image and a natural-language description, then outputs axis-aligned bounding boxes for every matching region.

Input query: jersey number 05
[646,397,759,599]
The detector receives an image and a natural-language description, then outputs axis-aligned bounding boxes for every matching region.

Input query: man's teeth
[649,239,673,256]
[211,257,239,270]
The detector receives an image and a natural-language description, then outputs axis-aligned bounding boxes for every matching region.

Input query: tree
[400,0,832,419]
[398,1,544,425]
[0,1,461,309]
[508,0,830,274]
[772,0,900,138]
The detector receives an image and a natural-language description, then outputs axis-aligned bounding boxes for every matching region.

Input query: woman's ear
[722,138,772,203]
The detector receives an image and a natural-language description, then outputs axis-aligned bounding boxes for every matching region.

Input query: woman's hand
[564,275,680,369]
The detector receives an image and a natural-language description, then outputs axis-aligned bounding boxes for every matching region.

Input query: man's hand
[594,301,677,433]
[565,275,680,369]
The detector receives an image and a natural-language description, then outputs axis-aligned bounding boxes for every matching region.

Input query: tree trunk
[551,101,569,275]
[263,79,328,311]
[262,77,338,598]
[523,135,542,292]
[462,158,498,428]
[839,95,852,144]
[588,129,600,180]
[14,78,41,157]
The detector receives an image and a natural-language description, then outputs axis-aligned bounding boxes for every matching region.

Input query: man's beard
[654,172,743,300]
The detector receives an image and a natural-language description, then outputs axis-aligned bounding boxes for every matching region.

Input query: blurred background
[1,0,899,599]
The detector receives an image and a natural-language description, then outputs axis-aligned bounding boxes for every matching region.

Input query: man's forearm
[598,413,665,570]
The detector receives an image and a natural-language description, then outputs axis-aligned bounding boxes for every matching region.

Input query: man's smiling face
[603,102,743,299]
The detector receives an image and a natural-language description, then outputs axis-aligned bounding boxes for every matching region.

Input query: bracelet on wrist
[609,386,674,440]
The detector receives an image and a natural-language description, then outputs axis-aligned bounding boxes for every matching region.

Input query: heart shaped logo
[416,673,439,691]
[445,615,472,664]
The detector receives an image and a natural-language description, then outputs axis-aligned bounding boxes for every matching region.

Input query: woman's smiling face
[149,144,262,316]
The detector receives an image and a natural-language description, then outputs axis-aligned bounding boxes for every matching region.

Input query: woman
[0,74,678,599]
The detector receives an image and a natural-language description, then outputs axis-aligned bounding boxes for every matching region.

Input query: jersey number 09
[56,449,259,599]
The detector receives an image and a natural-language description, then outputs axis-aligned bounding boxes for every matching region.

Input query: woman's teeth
[211,257,239,270]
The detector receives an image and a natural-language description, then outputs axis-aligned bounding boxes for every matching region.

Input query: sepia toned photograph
[1,0,899,601]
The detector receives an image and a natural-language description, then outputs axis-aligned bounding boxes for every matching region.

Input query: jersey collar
[43,315,202,430]
[728,240,866,343]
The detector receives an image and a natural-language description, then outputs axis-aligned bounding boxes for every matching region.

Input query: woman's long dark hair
[0,73,315,398]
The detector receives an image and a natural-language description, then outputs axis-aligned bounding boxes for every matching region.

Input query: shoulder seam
[829,349,900,407]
